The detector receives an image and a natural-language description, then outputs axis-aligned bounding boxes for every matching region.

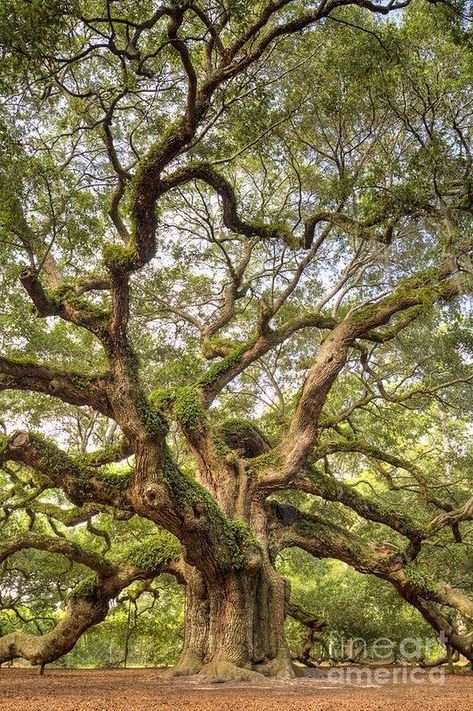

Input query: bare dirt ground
[0,667,472,711]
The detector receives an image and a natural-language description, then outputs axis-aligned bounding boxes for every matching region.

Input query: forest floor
[0,666,472,711]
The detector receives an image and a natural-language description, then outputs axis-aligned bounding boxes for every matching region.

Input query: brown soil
[0,666,472,711]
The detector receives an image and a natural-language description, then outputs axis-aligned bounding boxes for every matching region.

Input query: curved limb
[268,501,473,663]
[0,532,183,671]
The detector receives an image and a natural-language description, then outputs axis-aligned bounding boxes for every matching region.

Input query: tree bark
[171,563,293,680]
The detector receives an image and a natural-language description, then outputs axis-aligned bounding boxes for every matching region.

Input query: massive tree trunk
[172,563,293,680]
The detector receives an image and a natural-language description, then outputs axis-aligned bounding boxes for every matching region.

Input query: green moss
[149,387,175,413]
[198,342,251,387]
[77,443,127,468]
[103,243,137,271]
[126,119,182,210]
[174,386,207,433]
[201,337,236,359]
[27,434,131,504]
[149,387,206,434]
[94,469,131,493]
[212,431,233,457]
[405,562,436,594]
[219,418,255,437]
[249,449,284,475]
[135,393,169,437]
[2,356,96,389]
[69,576,98,601]
[350,303,380,325]
[66,458,131,500]
[248,219,297,248]
[350,267,442,326]
[3,354,40,367]
[33,435,90,491]
[124,530,182,570]
[46,285,110,324]
[227,519,260,563]
[161,457,247,570]
[0,434,9,455]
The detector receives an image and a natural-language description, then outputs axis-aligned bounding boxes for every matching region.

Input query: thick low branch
[286,601,326,631]
[0,533,183,669]
[0,432,130,508]
[0,431,261,581]
[0,592,110,671]
[269,502,473,660]
[0,534,116,577]
[0,356,111,416]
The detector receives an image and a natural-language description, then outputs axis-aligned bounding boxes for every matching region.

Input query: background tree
[0,0,472,680]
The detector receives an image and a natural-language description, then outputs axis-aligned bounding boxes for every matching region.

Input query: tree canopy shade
[0,0,472,680]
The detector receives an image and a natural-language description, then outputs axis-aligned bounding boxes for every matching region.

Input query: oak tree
[0,0,472,679]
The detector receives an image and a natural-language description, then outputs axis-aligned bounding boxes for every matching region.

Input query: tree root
[254,656,296,679]
[159,652,204,678]
[164,654,300,682]
[198,660,264,683]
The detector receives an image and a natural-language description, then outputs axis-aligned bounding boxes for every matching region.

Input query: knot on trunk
[10,431,30,449]
[143,483,165,506]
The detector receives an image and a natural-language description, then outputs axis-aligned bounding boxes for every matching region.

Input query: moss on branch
[161,456,253,570]
[149,386,206,435]
[69,576,99,602]
[123,530,182,570]
[103,243,137,272]
[46,284,110,326]
[198,342,250,388]
[174,386,207,433]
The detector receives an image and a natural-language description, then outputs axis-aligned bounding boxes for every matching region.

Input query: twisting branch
[0,534,116,577]
[286,601,327,667]
[111,0,416,275]
[313,440,457,512]
[161,162,298,248]
[0,356,112,416]
[19,268,110,336]
[286,465,425,543]
[161,162,400,251]
[0,432,131,509]
[268,502,473,660]
[199,311,337,406]
[167,7,198,125]
[429,497,473,533]
[268,262,473,485]
[0,532,183,671]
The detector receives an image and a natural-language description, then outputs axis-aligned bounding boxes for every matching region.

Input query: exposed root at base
[162,654,301,683]
[254,656,296,679]
[159,653,203,678]
[198,660,264,683]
